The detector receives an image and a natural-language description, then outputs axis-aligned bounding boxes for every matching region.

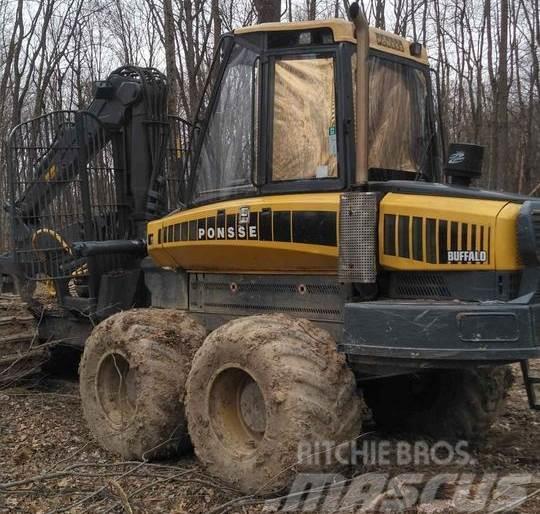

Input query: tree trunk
[307,0,316,20]
[493,0,509,190]
[212,0,221,50]
[163,0,178,114]
[254,0,281,23]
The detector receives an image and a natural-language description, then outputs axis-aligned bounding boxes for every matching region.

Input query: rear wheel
[363,366,514,442]
[79,308,205,459]
[186,314,363,494]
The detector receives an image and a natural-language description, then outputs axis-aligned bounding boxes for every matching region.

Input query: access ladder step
[521,360,540,410]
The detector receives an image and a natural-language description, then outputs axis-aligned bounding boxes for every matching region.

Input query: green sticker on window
[328,126,337,155]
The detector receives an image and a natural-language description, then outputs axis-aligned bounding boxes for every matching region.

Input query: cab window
[271,55,338,181]
[368,55,428,174]
[352,53,431,178]
[193,45,258,203]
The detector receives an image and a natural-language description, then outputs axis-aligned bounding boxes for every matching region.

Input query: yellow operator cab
[148,18,437,274]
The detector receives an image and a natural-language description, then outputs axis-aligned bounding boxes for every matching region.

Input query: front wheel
[363,366,514,442]
[79,308,206,459]
[186,314,363,494]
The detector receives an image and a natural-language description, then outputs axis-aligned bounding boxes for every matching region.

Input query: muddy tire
[79,308,205,460]
[363,366,514,442]
[186,314,363,494]
[0,294,47,387]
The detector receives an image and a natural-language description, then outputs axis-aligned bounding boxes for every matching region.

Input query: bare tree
[163,0,179,113]
[254,0,281,22]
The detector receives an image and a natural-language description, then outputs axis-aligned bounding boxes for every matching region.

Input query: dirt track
[0,362,538,513]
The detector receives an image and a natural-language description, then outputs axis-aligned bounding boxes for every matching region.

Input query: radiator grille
[392,273,451,298]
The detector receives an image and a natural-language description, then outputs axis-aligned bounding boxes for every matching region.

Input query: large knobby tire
[79,308,205,460]
[186,314,363,494]
[363,366,514,442]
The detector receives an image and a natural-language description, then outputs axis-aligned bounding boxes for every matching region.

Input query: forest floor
[0,360,539,514]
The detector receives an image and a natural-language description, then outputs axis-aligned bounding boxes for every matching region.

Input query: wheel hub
[239,377,266,434]
[96,352,137,426]
[209,367,267,454]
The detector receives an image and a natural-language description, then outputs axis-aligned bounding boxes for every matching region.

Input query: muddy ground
[0,360,538,514]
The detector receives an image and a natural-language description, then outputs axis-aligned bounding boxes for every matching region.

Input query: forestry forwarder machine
[1,4,539,493]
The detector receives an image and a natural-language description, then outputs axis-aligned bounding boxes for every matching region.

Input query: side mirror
[444,143,485,187]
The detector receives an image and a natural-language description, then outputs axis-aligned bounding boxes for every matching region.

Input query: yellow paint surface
[235,19,429,64]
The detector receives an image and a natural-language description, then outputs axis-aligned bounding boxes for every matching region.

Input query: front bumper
[340,299,540,369]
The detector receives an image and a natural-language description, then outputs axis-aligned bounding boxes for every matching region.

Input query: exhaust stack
[349,2,369,187]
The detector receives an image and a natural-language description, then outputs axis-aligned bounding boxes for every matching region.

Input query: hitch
[521,360,540,410]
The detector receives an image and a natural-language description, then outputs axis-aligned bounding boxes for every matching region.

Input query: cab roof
[235,18,429,65]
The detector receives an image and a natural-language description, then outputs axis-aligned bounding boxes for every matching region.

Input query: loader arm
[13,66,169,233]
[5,66,187,314]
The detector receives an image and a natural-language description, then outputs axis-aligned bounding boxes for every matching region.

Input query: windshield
[192,45,258,203]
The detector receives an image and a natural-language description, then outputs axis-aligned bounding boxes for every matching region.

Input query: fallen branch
[109,480,134,514]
